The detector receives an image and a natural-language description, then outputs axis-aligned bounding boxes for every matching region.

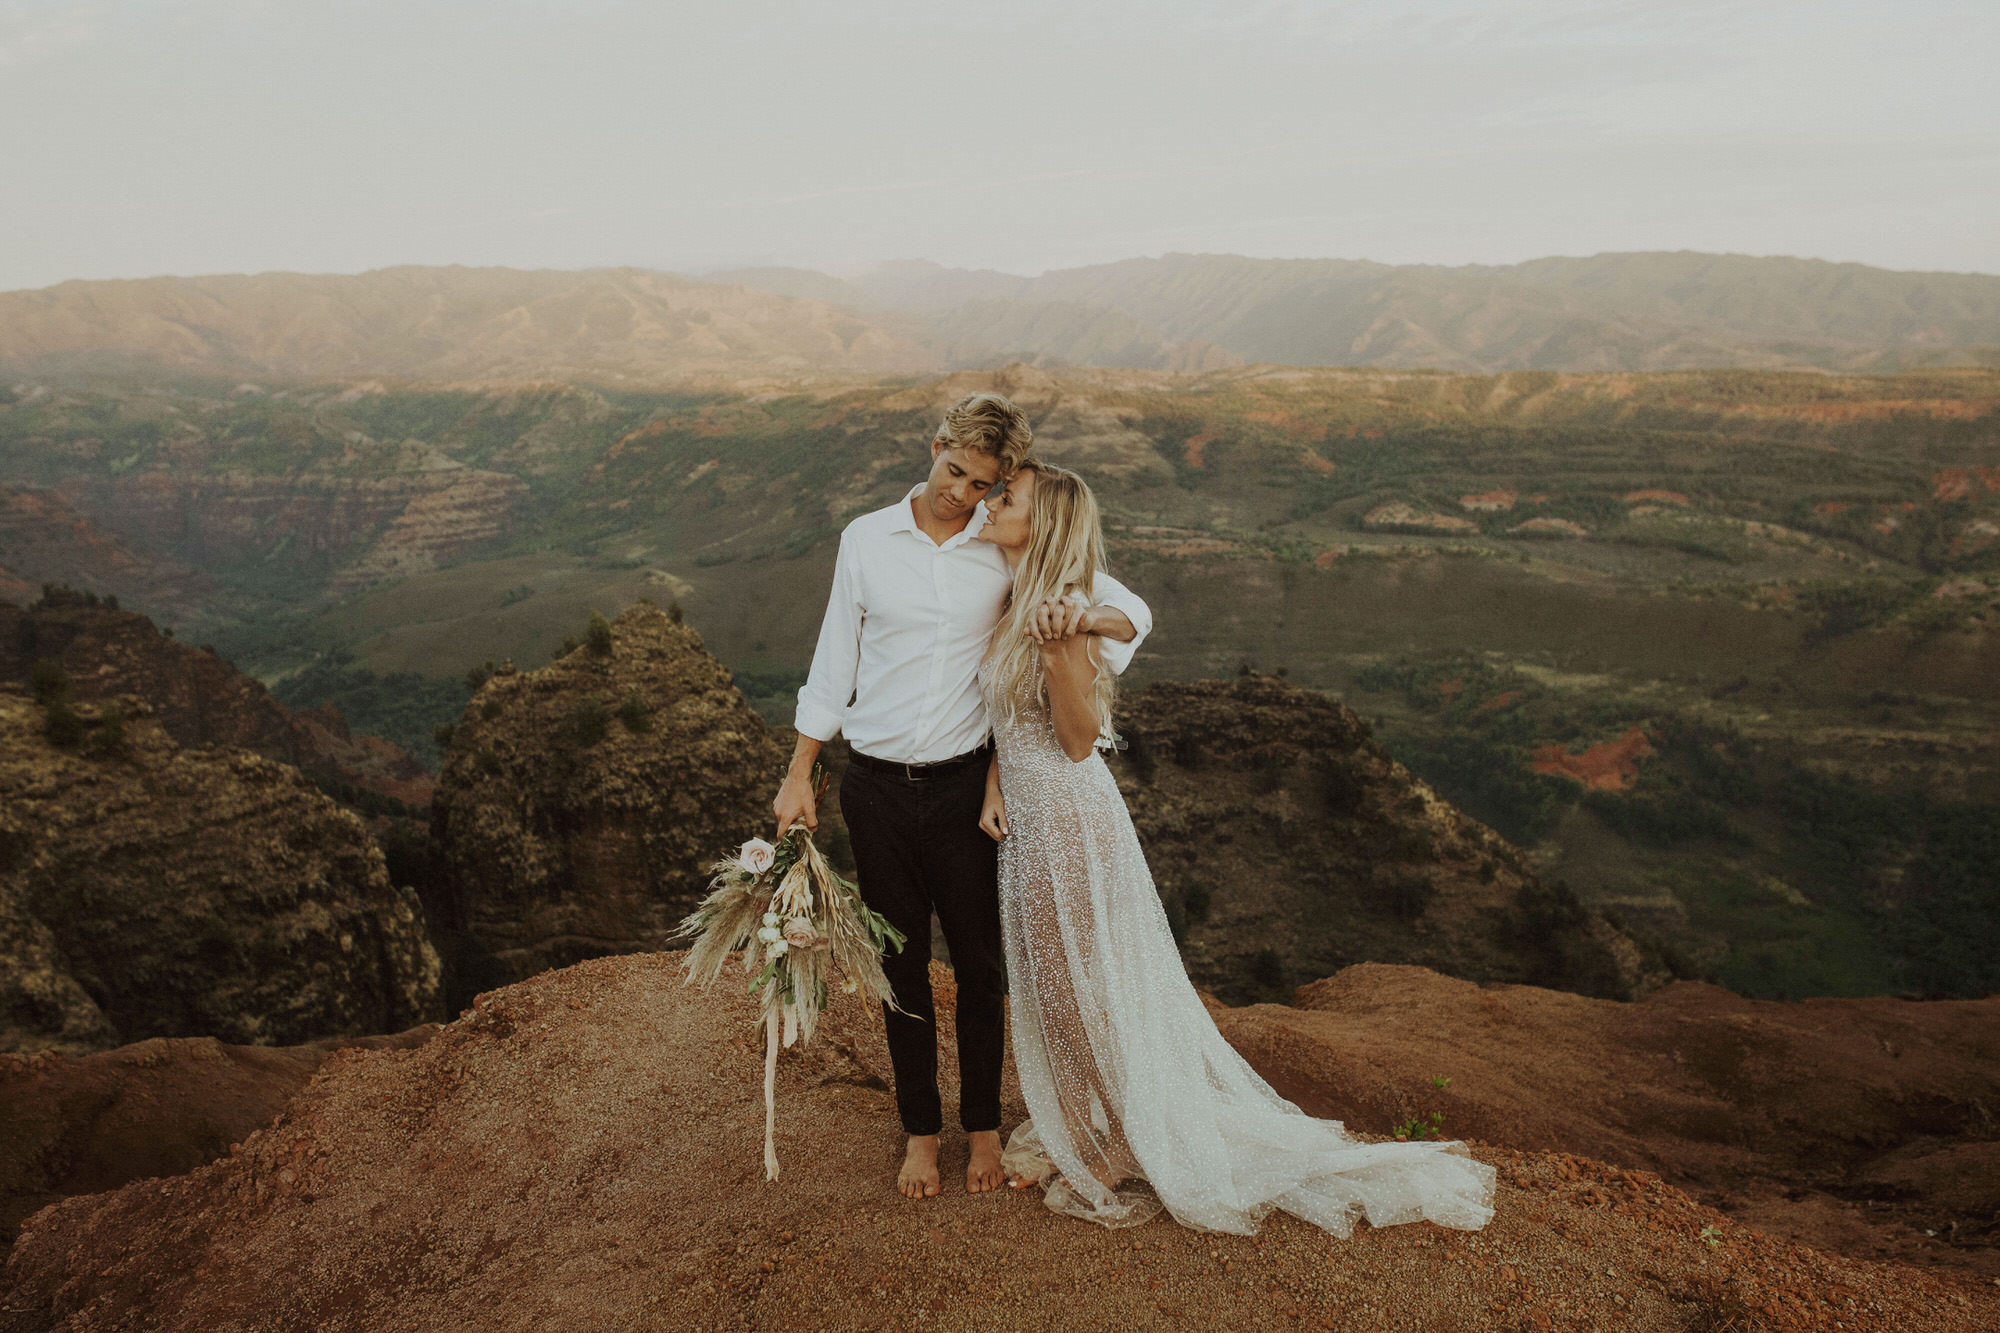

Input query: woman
[973,461,1496,1235]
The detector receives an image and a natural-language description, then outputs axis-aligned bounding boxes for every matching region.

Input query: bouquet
[675,766,906,1180]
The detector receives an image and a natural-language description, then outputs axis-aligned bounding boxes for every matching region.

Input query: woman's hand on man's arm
[1023,598,1136,643]
[978,753,1009,841]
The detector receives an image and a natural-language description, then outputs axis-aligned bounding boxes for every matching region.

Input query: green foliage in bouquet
[673,763,908,1180]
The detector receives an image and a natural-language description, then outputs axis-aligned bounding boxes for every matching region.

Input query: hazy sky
[3,0,1995,290]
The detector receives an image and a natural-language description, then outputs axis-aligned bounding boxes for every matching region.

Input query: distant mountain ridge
[0,266,938,382]
[3,252,1999,381]
[710,251,2000,374]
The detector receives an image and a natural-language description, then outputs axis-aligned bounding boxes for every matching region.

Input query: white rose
[769,939,789,956]
[782,918,818,949]
[757,926,781,943]
[761,911,780,927]
[738,838,777,876]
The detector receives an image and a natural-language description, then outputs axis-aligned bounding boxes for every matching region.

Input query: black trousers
[839,754,1005,1137]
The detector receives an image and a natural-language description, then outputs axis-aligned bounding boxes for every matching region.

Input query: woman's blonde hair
[983,462,1116,739]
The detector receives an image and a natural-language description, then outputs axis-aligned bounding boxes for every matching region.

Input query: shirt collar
[894,483,991,551]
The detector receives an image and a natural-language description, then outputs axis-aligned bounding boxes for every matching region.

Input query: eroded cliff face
[427,602,786,996]
[0,588,432,809]
[1111,676,1661,1003]
[0,483,217,626]
[0,689,443,1054]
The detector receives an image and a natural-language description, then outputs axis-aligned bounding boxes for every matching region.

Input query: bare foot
[966,1130,1004,1193]
[898,1135,941,1200]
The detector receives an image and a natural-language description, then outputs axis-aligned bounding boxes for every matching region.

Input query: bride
[971,461,1496,1235]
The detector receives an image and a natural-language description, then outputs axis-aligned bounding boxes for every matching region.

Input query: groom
[773,392,1151,1200]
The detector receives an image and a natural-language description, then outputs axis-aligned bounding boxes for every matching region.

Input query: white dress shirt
[795,485,1152,764]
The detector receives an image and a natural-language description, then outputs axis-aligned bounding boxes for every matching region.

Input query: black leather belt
[848,741,992,781]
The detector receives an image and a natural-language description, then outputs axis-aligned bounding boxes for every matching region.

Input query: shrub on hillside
[567,698,609,747]
[28,657,68,704]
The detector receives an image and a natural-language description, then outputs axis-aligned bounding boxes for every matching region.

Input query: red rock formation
[5,952,1991,1332]
[0,483,215,624]
[52,454,528,599]
[1217,963,2000,1278]
[0,588,432,809]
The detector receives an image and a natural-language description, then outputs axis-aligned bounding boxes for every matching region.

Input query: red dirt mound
[0,1027,436,1257]
[4,954,1993,1332]
[1532,726,1653,791]
[1217,964,2000,1280]
[1932,465,2000,501]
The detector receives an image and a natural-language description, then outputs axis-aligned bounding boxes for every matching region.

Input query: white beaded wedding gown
[991,691,1497,1235]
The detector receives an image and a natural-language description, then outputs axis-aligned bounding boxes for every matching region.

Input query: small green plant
[568,697,609,746]
[667,600,684,624]
[90,706,129,757]
[465,659,497,693]
[42,698,86,748]
[1182,881,1213,923]
[1429,1074,1452,1092]
[1698,1224,1724,1249]
[28,657,68,704]
[616,692,652,733]
[1391,1110,1445,1141]
[585,610,613,657]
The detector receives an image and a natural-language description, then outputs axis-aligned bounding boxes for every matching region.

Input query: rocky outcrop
[5,951,1993,1333]
[0,587,432,809]
[0,688,443,1054]
[427,602,786,997]
[1112,676,1660,1003]
[1218,963,2000,1279]
[0,1025,437,1255]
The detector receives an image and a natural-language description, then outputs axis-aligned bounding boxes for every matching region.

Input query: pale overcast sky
[2,0,1995,290]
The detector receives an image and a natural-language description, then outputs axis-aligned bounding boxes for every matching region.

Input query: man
[773,392,1151,1201]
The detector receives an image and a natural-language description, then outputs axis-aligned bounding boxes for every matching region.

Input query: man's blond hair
[933,393,1034,477]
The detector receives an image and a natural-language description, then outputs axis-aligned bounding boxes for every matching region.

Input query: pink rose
[738,838,776,876]
[781,917,819,949]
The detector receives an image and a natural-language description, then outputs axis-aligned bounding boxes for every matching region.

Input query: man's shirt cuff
[792,699,844,743]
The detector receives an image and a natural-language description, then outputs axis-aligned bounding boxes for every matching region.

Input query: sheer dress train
[992,696,1497,1235]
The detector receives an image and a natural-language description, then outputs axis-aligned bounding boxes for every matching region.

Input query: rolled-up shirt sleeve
[794,529,864,742]
[1089,571,1152,677]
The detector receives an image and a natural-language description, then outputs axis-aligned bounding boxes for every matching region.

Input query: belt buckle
[903,760,918,781]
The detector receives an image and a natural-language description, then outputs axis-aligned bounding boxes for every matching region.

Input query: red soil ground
[6,956,1993,1332]
[1531,726,1653,791]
